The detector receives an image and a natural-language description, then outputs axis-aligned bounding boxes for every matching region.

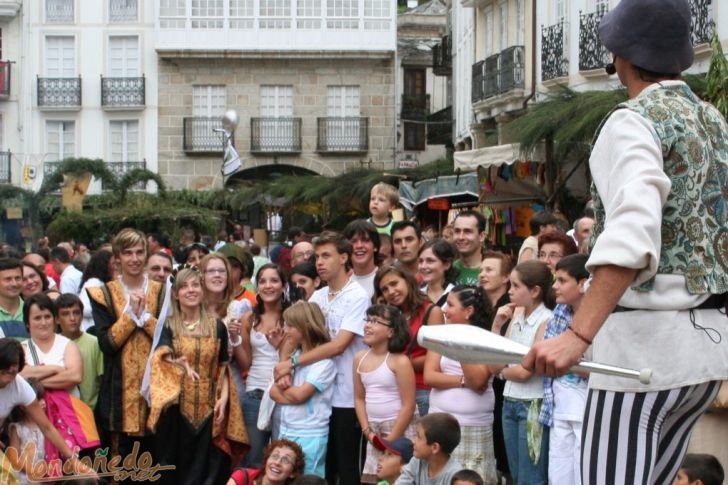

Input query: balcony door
[46,121,75,161]
[327,85,360,145]
[45,36,75,77]
[260,85,294,147]
[110,120,139,162]
[193,85,227,117]
[403,69,425,151]
[108,36,140,77]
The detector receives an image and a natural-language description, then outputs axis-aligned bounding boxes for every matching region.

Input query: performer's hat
[598,0,694,74]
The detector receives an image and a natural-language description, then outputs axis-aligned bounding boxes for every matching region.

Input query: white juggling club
[417,324,652,385]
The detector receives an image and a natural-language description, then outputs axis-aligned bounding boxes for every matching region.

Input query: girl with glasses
[354,304,416,483]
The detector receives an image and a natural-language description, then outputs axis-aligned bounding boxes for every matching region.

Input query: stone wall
[157,56,396,190]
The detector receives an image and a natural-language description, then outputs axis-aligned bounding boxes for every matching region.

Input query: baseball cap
[372,435,413,463]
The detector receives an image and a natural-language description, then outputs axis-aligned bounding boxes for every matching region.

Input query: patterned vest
[590,83,728,294]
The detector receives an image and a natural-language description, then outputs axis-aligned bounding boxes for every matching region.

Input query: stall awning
[399,172,479,211]
[453,143,547,205]
[453,143,543,171]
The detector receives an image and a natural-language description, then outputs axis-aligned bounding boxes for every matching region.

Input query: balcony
[578,6,610,72]
[499,46,525,93]
[0,151,10,184]
[432,35,452,76]
[484,53,500,98]
[0,1,21,18]
[541,22,568,81]
[471,60,485,103]
[104,160,147,190]
[109,0,138,22]
[46,0,74,23]
[37,76,82,110]
[0,61,10,99]
[317,117,368,153]
[183,117,226,153]
[401,94,430,121]
[426,106,452,146]
[689,0,713,46]
[251,118,302,153]
[101,76,145,109]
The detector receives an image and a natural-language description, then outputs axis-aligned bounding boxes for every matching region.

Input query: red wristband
[567,325,593,346]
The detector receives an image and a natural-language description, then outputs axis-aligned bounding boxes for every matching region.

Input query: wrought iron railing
[426,106,452,146]
[183,117,226,152]
[401,94,430,121]
[0,62,11,99]
[251,118,302,153]
[484,53,500,98]
[109,0,138,22]
[44,161,62,176]
[578,6,610,71]
[472,60,485,103]
[541,22,568,81]
[101,76,145,108]
[0,151,10,184]
[46,0,74,22]
[689,0,713,45]
[37,76,82,108]
[317,117,368,152]
[499,45,525,93]
[103,160,146,190]
[433,35,452,76]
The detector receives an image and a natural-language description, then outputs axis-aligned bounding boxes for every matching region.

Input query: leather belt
[612,292,728,313]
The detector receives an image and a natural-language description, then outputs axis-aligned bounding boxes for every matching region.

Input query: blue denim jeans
[242,389,272,468]
[502,398,549,485]
[416,388,430,417]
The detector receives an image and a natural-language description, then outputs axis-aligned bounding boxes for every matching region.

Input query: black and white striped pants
[580,380,721,485]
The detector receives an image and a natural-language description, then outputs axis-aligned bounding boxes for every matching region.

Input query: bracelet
[567,325,593,346]
[291,354,300,369]
[230,334,243,348]
[362,426,372,436]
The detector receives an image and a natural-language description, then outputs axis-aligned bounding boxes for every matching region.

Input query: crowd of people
[1,2,728,483]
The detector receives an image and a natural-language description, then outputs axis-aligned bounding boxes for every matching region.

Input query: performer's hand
[213,396,228,424]
[522,331,587,377]
[175,356,200,381]
[130,290,146,318]
[266,326,286,349]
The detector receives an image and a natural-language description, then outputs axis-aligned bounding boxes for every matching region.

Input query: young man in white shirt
[50,246,83,295]
[343,219,381,299]
[275,231,369,484]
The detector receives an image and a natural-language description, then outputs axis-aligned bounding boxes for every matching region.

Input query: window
[259,0,291,29]
[516,0,525,45]
[554,0,567,23]
[260,85,293,117]
[108,36,139,77]
[327,86,360,117]
[109,0,138,22]
[364,0,389,30]
[230,0,255,29]
[45,36,75,77]
[160,0,186,28]
[593,0,609,12]
[297,0,321,29]
[327,0,358,29]
[46,121,75,160]
[403,70,426,151]
[193,85,227,117]
[191,0,224,28]
[110,120,139,161]
[484,6,494,56]
[498,0,508,51]
[46,0,74,23]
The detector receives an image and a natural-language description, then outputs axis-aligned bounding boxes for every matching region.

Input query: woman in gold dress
[148,267,248,484]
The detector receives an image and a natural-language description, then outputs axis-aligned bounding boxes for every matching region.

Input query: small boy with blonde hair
[369,182,399,235]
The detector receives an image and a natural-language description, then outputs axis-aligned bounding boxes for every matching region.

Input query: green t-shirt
[72,332,104,409]
[454,260,481,287]
[368,217,394,236]
[0,298,27,340]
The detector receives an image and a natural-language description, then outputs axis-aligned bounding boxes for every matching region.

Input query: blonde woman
[148,267,248,485]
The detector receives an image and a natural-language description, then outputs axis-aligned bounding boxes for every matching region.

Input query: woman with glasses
[424,285,498,484]
[147,267,248,485]
[227,439,305,485]
[374,264,444,417]
[537,231,577,273]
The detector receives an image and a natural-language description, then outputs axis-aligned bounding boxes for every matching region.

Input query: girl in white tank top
[354,304,417,483]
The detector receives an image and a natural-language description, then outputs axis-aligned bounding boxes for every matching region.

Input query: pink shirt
[357,351,407,422]
[429,355,494,426]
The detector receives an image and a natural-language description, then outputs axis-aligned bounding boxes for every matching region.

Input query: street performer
[89,228,166,460]
[524,0,728,484]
